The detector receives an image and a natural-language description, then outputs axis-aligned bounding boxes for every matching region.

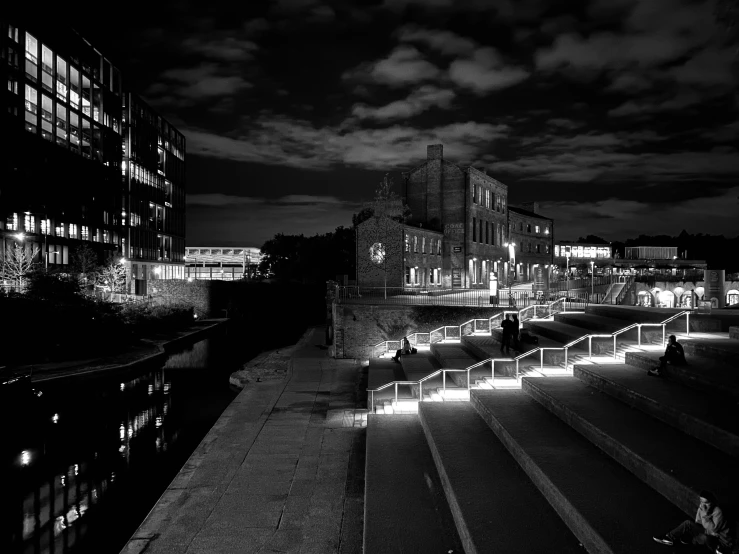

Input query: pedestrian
[648,334,687,377]
[391,336,412,363]
[653,490,733,552]
[511,314,521,352]
[500,315,513,354]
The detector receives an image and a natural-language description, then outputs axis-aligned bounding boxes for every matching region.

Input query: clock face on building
[370,243,385,264]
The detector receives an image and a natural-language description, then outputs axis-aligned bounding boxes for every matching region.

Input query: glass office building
[0,17,186,293]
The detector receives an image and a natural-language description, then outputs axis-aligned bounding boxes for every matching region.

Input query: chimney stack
[521,201,540,215]
[427,144,443,160]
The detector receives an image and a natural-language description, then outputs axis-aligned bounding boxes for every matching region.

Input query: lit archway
[659,290,675,308]
[727,289,739,306]
[638,291,653,307]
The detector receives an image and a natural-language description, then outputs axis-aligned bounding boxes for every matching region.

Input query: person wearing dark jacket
[500,315,513,354]
[391,336,411,363]
[648,335,687,377]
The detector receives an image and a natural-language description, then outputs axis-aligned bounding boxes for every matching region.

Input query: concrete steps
[624,349,739,400]
[364,415,463,553]
[471,389,685,554]
[522,377,739,516]
[419,403,583,554]
[574,363,739,458]
[524,320,617,355]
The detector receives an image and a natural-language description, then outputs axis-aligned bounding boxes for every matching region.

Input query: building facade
[356,217,445,288]
[0,16,186,294]
[507,204,554,282]
[401,144,509,288]
[1,19,122,270]
[122,93,186,294]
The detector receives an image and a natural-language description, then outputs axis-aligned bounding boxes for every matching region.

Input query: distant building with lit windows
[507,203,554,282]
[184,247,263,281]
[0,17,186,293]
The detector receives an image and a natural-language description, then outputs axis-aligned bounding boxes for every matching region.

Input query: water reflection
[1,334,240,554]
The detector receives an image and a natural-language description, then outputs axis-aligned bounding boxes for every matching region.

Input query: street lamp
[504,242,516,306]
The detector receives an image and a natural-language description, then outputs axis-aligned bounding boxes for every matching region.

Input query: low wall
[331,303,505,359]
[149,280,229,318]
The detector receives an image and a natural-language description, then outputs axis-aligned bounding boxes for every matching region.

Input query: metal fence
[336,286,590,308]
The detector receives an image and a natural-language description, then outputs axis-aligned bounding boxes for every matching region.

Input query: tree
[356,175,411,297]
[95,255,127,298]
[0,243,40,292]
[72,244,99,287]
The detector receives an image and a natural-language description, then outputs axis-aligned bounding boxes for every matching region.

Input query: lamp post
[590,261,595,301]
[504,242,515,306]
[565,252,571,298]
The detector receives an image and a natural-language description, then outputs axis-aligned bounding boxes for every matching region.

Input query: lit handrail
[368,301,687,412]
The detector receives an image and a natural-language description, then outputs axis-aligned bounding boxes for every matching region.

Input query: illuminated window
[69,66,80,108]
[8,25,19,42]
[473,217,477,241]
[554,245,559,256]
[24,213,35,232]
[6,213,18,230]
[81,75,91,117]
[535,225,540,233]
[24,84,37,132]
[81,226,89,240]
[404,233,409,252]
[413,236,418,253]
[41,45,53,92]
[437,239,441,255]
[69,112,79,149]
[422,237,426,254]
[40,219,49,235]
[55,223,65,237]
[104,230,110,243]
[25,33,37,62]
[56,56,67,101]
[545,226,550,235]
[546,245,550,254]
[40,93,52,140]
[69,224,78,239]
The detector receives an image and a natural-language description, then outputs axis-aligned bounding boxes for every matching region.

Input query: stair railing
[368,303,692,412]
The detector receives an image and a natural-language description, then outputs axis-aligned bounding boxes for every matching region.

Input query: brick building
[402,144,510,288]
[507,203,554,282]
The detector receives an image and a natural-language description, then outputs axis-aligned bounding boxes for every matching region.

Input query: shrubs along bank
[0,273,194,366]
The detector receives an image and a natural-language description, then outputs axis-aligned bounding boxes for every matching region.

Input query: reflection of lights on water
[120,424,125,440]
[52,413,59,423]
[74,464,79,476]
[155,416,163,428]
[79,499,88,515]
[20,450,31,466]
[110,472,116,483]
[23,513,35,538]
[128,424,134,437]
[156,437,161,450]
[91,488,98,503]
[67,507,79,524]
[148,384,153,395]
[120,383,125,391]
[119,445,126,454]
[163,403,169,415]
[54,516,66,536]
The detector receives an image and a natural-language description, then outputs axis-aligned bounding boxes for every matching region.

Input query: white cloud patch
[449,47,530,93]
[184,117,510,170]
[395,25,476,55]
[146,63,252,107]
[343,45,441,86]
[350,86,455,121]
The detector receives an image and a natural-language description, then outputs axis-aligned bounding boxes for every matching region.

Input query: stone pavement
[121,326,367,554]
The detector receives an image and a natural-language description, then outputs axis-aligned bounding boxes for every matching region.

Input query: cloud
[395,25,476,55]
[146,63,252,107]
[184,116,510,170]
[343,45,441,86]
[546,118,585,129]
[181,36,258,61]
[350,86,455,121]
[448,47,530,93]
[608,89,702,117]
[607,72,652,92]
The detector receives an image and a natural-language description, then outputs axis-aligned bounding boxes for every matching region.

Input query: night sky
[65,0,738,247]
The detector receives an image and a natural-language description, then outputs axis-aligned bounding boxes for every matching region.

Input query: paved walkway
[122,326,367,554]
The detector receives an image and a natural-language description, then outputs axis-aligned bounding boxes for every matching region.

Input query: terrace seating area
[364,303,739,553]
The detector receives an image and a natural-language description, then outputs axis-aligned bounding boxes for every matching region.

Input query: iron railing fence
[336,286,590,308]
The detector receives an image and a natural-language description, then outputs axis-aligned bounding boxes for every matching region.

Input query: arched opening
[727,289,739,307]
[638,291,653,307]
[658,290,675,308]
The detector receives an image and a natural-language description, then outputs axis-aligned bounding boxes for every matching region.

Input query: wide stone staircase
[364,304,739,553]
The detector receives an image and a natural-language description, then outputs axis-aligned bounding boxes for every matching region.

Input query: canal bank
[122,325,368,554]
[1,319,229,384]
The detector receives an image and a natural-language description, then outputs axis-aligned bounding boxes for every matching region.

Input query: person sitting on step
[653,490,733,553]
[391,336,411,363]
[647,334,686,377]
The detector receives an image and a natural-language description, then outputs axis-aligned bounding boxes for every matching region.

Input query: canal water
[0,323,278,554]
